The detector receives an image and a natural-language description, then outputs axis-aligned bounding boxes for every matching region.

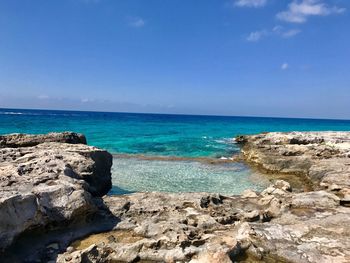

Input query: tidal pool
[110,157,269,195]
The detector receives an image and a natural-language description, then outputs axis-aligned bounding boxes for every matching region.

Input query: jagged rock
[0,133,112,251]
[235,131,350,262]
[249,206,350,263]
[242,210,260,222]
[56,184,293,263]
[0,132,86,148]
[55,184,349,263]
[237,131,350,191]
[291,191,340,209]
[3,131,350,263]
[241,189,258,198]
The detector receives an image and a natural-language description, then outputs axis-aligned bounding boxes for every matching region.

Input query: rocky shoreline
[236,132,350,201]
[1,132,350,262]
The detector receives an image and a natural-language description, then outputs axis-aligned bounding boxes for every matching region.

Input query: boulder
[0,133,112,251]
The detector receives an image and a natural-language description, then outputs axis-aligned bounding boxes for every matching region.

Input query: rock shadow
[1,198,120,263]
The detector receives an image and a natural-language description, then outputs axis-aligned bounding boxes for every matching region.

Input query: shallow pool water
[110,157,269,195]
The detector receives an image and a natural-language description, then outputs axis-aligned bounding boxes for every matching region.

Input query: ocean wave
[214,138,236,144]
[0,111,86,117]
[0,111,45,116]
[0,111,24,115]
[201,136,236,145]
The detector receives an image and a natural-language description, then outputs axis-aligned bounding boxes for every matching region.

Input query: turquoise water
[1,108,350,194]
[110,158,269,195]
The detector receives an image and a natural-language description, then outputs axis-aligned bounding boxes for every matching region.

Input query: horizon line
[0,106,350,122]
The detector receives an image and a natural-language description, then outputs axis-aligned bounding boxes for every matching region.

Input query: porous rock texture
[2,131,350,263]
[0,132,87,148]
[56,132,350,263]
[0,132,112,251]
[57,181,350,263]
[236,132,350,200]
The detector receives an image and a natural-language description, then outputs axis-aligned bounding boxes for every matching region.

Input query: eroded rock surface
[2,131,350,263]
[0,132,87,148]
[235,132,350,262]
[57,181,350,263]
[57,182,285,263]
[236,132,350,193]
[57,132,350,263]
[0,132,112,251]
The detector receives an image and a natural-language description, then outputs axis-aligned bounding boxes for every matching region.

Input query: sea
[1,108,350,195]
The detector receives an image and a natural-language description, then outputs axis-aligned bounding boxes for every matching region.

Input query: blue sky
[0,0,349,119]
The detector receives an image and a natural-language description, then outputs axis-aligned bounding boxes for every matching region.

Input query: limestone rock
[237,131,350,191]
[241,189,258,198]
[0,133,112,251]
[4,131,350,263]
[291,191,340,209]
[0,132,86,148]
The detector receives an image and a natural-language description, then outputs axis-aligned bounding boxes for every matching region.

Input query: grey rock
[4,131,350,263]
[0,132,86,148]
[237,131,350,191]
[241,189,258,198]
[0,133,112,251]
[291,191,340,209]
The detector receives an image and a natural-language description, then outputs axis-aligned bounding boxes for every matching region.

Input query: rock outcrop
[56,132,350,263]
[236,132,350,193]
[2,131,350,263]
[0,132,87,148]
[0,132,112,252]
[57,181,350,263]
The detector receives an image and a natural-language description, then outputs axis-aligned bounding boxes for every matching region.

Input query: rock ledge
[0,132,112,253]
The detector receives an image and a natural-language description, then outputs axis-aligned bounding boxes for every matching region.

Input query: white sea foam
[214,138,236,144]
[219,156,234,160]
[0,111,86,117]
[0,111,23,115]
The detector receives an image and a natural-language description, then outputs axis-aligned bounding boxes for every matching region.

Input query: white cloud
[281,63,289,70]
[272,25,283,33]
[277,0,346,23]
[234,0,267,8]
[247,26,300,42]
[246,30,268,42]
[127,17,145,28]
[282,29,301,38]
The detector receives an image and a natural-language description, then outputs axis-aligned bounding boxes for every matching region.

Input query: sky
[0,0,349,119]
